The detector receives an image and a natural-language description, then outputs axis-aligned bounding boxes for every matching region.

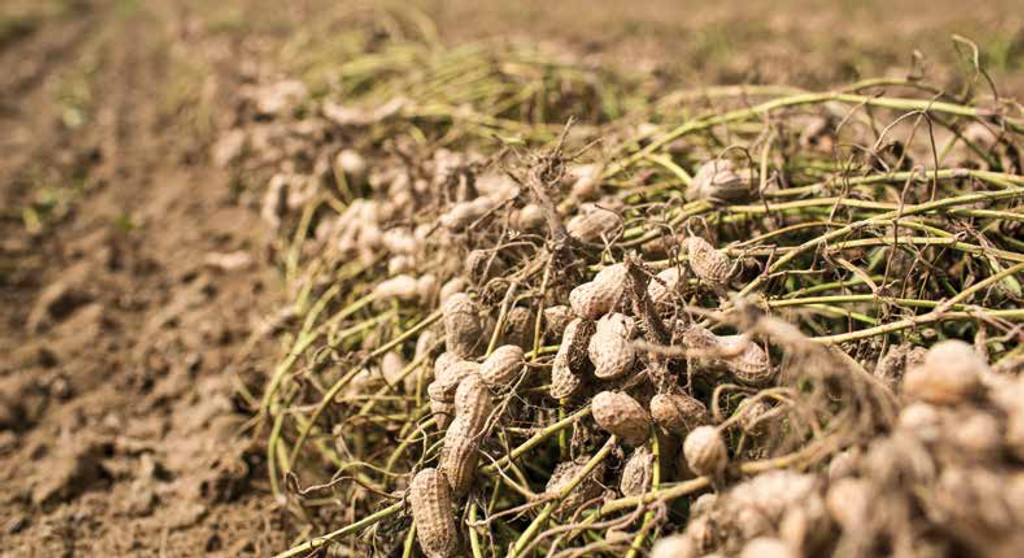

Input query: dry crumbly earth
[0,0,1021,556]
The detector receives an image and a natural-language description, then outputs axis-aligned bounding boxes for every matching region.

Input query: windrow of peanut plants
[219,14,1024,558]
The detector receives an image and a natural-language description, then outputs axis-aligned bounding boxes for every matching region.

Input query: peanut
[686,236,731,288]
[650,392,709,435]
[569,263,627,319]
[592,391,651,446]
[619,445,654,497]
[902,339,985,405]
[479,345,525,388]
[589,313,636,380]
[683,425,728,477]
[409,468,459,558]
[443,293,483,359]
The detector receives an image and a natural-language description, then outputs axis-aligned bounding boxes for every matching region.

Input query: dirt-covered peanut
[902,340,985,405]
[874,342,927,392]
[409,468,459,558]
[502,307,534,351]
[687,159,751,202]
[826,477,873,528]
[592,391,651,446]
[442,293,483,358]
[545,456,606,518]
[686,236,731,287]
[619,445,654,497]
[589,313,635,380]
[650,392,709,435]
[569,263,627,319]
[683,425,728,477]
[480,345,525,388]
[514,203,546,231]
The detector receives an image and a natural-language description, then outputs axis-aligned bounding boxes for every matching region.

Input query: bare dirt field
[1,1,1022,556]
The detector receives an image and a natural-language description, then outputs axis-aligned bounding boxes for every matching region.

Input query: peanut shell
[683,425,728,477]
[592,391,651,446]
[443,293,483,358]
[650,392,709,435]
[409,468,459,558]
[480,345,525,388]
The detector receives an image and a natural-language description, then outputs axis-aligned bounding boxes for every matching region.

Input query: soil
[0,0,1020,556]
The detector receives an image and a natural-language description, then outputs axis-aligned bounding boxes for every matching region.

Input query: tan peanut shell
[687,159,752,202]
[429,398,456,430]
[439,418,480,497]
[373,274,420,301]
[409,468,459,558]
[430,359,481,402]
[683,326,773,386]
[566,205,619,243]
[740,538,798,558]
[443,293,483,358]
[453,373,493,434]
[550,318,595,400]
[480,345,525,388]
[592,391,651,446]
[619,445,654,497]
[569,263,627,319]
[684,425,728,477]
[902,339,985,405]
[650,392,709,435]
[686,236,731,287]
[648,266,683,305]
[650,535,698,558]
[588,314,635,380]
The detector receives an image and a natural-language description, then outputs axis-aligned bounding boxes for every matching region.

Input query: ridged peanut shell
[443,293,483,358]
[619,445,654,497]
[569,264,627,319]
[592,391,651,446]
[718,335,773,385]
[588,327,635,380]
[453,373,493,433]
[902,340,985,405]
[686,159,751,202]
[480,345,525,388]
[686,236,730,287]
[566,205,619,243]
[683,425,728,477]
[650,393,709,435]
[439,418,480,497]
[409,468,459,558]
[430,359,481,402]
